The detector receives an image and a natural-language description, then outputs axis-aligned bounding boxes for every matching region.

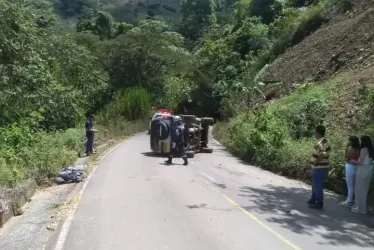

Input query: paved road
[59,133,374,250]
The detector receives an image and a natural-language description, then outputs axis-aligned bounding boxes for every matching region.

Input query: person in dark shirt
[165,116,188,166]
[85,114,97,156]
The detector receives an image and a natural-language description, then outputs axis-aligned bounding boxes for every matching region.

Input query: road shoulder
[0,142,115,250]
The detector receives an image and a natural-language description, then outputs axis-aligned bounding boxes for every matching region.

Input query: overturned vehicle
[150,114,214,158]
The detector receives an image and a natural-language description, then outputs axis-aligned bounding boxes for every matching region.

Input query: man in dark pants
[85,114,96,156]
[165,116,188,166]
[308,124,330,210]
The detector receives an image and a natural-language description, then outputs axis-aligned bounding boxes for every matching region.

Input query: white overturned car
[148,109,174,134]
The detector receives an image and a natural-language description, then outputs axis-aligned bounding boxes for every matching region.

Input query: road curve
[58,132,374,250]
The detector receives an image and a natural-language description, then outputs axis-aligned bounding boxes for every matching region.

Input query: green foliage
[55,0,98,17]
[229,17,269,58]
[0,0,108,130]
[99,87,152,122]
[213,80,365,194]
[249,0,283,24]
[0,126,82,186]
[0,0,352,189]
[179,0,217,41]
[226,110,287,164]
[77,10,116,39]
[268,84,329,139]
[92,19,191,102]
[157,76,197,110]
[286,0,319,8]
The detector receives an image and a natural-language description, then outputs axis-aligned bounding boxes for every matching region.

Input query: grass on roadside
[0,119,148,188]
[213,73,374,196]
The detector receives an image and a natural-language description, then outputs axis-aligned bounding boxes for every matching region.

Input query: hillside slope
[263,1,374,102]
[213,0,374,196]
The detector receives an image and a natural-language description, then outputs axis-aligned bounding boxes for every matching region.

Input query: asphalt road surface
[57,133,374,250]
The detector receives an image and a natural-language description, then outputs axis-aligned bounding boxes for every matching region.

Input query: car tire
[201,117,215,126]
[202,147,213,153]
[182,115,197,123]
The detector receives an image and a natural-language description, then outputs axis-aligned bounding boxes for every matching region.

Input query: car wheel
[201,117,215,126]
[202,147,213,153]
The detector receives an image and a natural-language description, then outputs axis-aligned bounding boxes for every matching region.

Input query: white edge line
[53,142,123,250]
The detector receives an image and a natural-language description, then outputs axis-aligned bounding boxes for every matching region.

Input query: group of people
[309,124,373,214]
[85,113,372,213]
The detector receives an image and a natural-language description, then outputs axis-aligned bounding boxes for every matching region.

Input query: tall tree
[250,0,283,24]
[179,0,217,41]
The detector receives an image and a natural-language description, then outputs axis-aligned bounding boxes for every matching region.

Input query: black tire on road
[182,115,197,123]
[186,151,195,158]
[202,147,213,153]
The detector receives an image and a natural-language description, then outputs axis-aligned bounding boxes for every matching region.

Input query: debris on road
[56,166,84,185]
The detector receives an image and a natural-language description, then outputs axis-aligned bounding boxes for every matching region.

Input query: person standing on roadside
[340,136,360,208]
[308,124,331,210]
[85,114,97,156]
[348,135,373,214]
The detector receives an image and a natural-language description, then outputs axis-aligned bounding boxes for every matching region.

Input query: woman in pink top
[340,136,360,208]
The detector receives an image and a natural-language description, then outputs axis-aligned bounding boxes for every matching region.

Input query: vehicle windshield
[153,114,162,119]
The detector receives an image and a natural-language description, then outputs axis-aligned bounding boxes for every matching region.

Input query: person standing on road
[340,136,360,208]
[348,135,373,214]
[308,124,331,210]
[165,116,188,166]
[85,114,97,156]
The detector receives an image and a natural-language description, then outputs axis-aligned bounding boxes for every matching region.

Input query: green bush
[268,3,327,59]
[22,132,78,183]
[212,81,368,195]
[226,110,288,165]
[277,138,313,177]
[268,84,329,139]
[0,147,26,187]
[99,118,148,141]
[99,87,151,122]
[0,127,83,186]
[291,10,327,45]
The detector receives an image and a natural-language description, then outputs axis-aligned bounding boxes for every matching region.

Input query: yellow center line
[219,192,302,250]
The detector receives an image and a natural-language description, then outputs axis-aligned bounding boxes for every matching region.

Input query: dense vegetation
[0,0,364,193]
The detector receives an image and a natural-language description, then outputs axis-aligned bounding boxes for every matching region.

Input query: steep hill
[259,0,374,131]
[263,1,374,100]
[213,0,374,195]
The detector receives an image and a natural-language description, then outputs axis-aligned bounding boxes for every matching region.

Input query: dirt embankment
[263,2,374,100]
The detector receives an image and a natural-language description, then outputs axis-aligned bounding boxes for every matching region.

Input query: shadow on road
[141,152,163,158]
[213,183,226,189]
[239,184,374,247]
